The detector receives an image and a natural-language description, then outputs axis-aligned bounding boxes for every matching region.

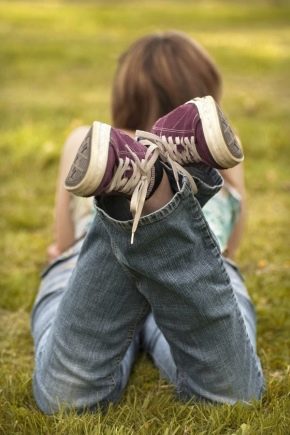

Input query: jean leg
[141,313,177,384]
[223,259,258,352]
[97,179,264,404]
[141,259,259,390]
[31,242,82,350]
[186,163,223,207]
[32,215,149,414]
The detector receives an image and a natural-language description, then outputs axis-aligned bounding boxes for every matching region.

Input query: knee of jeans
[32,368,123,415]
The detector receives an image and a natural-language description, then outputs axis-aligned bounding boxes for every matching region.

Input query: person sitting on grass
[31,31,264,414]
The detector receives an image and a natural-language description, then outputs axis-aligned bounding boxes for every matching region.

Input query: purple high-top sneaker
[136,95,243,170]
[65,122,160,242]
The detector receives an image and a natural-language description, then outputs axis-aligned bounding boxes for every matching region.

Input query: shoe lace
[105,142,160,244]
[137,131,198,193]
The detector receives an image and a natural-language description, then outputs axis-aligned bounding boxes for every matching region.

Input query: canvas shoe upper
[65,122,160,243]
[136,95,243,171]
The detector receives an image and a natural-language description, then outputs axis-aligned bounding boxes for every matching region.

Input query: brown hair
[111,31,222,131]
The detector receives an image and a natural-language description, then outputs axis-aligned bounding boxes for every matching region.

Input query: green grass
[0,0,289,433]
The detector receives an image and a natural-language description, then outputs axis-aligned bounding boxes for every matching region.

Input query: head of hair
[111,31,222,131]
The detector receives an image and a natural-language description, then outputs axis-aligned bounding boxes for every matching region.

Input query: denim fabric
[186,162,223,207]
[141,258,259,388]
[32,215,149,413]
[31,168,264,414]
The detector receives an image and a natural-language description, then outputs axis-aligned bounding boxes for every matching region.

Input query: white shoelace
[137,131,198,193]
[105,142,160,244]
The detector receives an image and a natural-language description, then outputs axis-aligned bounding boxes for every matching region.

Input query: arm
[47,126,89,260]
[219,162,246,260]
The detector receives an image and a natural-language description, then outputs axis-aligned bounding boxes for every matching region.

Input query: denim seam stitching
[188,193,221,254]
[184,192,264,397]
[215,252,265,391]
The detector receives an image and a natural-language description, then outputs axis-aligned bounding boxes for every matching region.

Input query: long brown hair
[111,31,222,131]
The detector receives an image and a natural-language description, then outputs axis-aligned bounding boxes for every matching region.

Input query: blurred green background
[0,1,289,433]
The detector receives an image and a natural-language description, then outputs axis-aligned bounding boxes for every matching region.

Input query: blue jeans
[31,168,264,414]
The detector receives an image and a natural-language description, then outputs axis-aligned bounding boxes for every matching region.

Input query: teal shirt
[202,185,241,253]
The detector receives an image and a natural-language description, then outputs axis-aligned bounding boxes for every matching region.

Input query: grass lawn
[0,0,289,433]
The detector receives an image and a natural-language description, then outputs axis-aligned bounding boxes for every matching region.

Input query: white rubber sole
[189,96,244,168]
[65,121,111,196]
